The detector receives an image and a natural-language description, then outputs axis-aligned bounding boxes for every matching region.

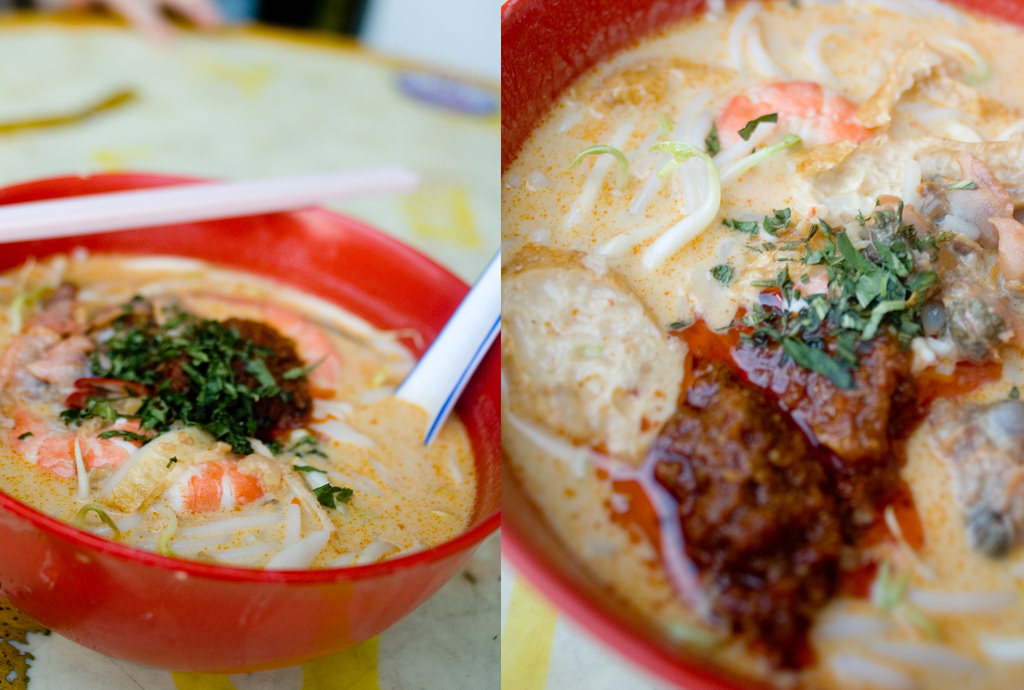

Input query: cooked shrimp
[932,153,1024,282]
[0,327,62,394]
[8,407,142,478]
[24,336,93,392]
[165,460,267,514]
[0,290,92,398]
[252,301,342,393]
[944,154,1014,248]
[991,217,1024,282]
[717,81,872,148]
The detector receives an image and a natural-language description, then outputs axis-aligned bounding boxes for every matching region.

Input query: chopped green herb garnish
[724,208,792,237]
[1011,386,1020,400]
[282,359,323,380]
[63,304,310,455]
[781,336,854,388]
[668,320,692,331]
[710,264,734,285]
[723,218,760,234]
[762,208,791,235]
[313,484,354,509]
[16,431,32,440]
[704,121,720,156]
[293,464,320,473]
[948,179,978,190]
[740,200,944,388]
[737,113,778,140]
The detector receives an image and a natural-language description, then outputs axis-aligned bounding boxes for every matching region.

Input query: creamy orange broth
[0,252,476,570]
[503,1,1024,688]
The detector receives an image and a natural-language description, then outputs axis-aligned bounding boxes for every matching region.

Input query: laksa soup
[502,0,1024,687]
[0,252,476,570]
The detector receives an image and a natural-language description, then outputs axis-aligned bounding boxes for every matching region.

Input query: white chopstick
[396,252,500,444]
[0,167,419,243]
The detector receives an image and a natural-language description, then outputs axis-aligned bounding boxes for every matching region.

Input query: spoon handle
[397,252,501,444]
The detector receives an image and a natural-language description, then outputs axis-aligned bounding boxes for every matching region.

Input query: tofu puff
[0,254,476,570]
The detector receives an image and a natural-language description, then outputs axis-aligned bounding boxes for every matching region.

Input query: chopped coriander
[313,484,354,509]
[16,431,32,440]
[723,218,760,234]
[740,199,945,388]
[704,121,720,156]
[782,337,853,388]
[667,320,692,330]
[738,113,778,140]
[948,179,978,190]
[762,208,791,235]
[723,208,792,236]
[282,359,323,380]
[710,264,735,285]
[166,456,179,468]
[63,303,310,455]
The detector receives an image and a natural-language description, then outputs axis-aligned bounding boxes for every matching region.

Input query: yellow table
[501,560,682,690]
[0,14,498,690]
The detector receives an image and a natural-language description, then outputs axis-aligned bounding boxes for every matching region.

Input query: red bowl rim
[0,171,501,585]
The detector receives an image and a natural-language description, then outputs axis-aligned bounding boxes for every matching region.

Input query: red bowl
[501,0,1024,688]
[0,172,500,672]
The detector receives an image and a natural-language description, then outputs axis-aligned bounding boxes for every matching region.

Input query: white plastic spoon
[396,252,500,444]
[0,167,418,243]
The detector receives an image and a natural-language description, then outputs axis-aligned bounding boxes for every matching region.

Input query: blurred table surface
[501,559,683,690]
[0,12,498,690]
